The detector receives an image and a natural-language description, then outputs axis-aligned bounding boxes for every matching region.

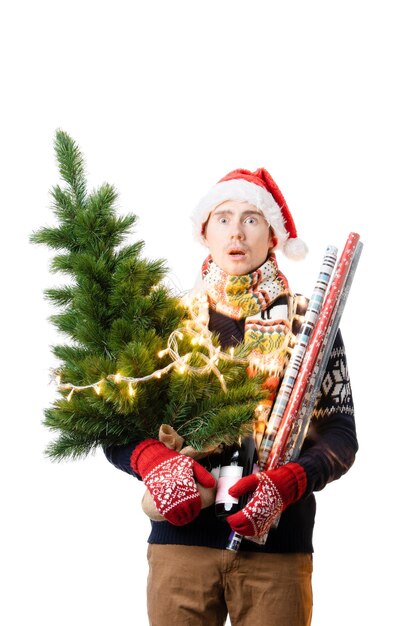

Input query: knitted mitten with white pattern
[226,462,307,537]
[131,439,216,526]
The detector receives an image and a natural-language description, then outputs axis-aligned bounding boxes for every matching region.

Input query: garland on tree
[31,131,270,461]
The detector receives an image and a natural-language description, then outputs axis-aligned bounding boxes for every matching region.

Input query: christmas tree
[31,131,267,461]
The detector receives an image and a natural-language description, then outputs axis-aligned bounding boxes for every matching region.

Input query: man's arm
[103,442,140,478]
[296,328,358,494]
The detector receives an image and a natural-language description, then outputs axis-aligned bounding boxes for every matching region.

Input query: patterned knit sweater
[104,309,357,554]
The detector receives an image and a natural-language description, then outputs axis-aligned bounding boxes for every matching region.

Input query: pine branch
[113,241,145,265]
[54,130,87,207]
[49,252,79,276]
[50,185,77,222]
[44,286,76,307]
[45,432,98,462]
[52,344,90,363]
[29,225,76,251]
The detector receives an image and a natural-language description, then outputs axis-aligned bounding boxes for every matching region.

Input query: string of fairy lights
[52,293,300,402]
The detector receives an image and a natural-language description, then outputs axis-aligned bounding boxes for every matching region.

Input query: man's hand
[226,462,307,537]
[131,439,216,526]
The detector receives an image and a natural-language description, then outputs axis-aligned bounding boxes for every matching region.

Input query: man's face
[203,200,275,275]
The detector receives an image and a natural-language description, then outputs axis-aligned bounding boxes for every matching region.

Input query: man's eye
[219,217,228,224]
[245,217,257,224]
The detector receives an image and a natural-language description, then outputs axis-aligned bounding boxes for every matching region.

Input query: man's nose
[230,221,245,239]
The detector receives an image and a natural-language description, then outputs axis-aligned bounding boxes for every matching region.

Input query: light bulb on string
[53,292,255,401]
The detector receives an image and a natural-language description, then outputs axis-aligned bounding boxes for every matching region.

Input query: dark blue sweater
[104,310,357,553]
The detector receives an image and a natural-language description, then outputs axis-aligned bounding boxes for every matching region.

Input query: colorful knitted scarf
[201,254,292,377]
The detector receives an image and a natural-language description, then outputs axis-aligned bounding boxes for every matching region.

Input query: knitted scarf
[201,254,292,377]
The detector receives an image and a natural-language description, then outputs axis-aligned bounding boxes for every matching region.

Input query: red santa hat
[191,167,308,260]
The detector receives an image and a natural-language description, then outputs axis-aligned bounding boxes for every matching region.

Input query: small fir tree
[31,131,267,461]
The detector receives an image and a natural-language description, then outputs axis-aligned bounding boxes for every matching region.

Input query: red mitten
[226,462,307,537]
[131,439,216,526]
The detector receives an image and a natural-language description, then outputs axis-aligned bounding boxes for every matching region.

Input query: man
[105,168,358,626]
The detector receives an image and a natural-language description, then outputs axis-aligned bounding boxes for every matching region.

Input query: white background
[1,1,415,624]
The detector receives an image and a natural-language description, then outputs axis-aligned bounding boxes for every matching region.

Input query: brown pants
[147,544,313,626]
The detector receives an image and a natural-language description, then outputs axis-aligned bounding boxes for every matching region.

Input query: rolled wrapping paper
[281,240,363,464]
[229,233,362,549]
[247,238,363,542]
[256,245,338,471]
[265,232,361,472]
[226,245,339,552]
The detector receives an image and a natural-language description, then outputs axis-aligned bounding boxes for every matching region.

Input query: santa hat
[191,167,308,260]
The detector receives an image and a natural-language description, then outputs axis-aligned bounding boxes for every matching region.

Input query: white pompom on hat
[191,167,308,260]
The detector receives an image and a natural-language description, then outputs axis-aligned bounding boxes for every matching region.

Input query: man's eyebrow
[212,209,261,217]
